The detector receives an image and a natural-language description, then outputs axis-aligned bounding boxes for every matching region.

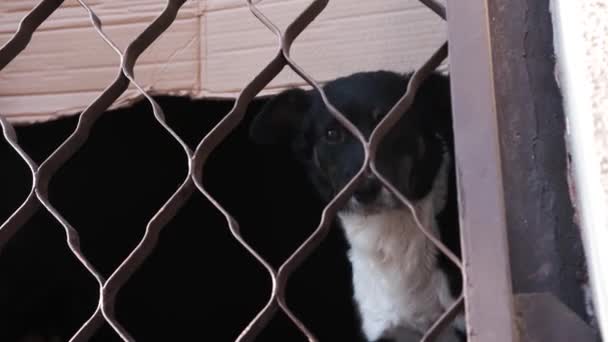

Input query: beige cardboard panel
[0,1,41,33]
[0,1,202,124]
[0,89,147,124]
[0,60,198,123]
[0,91,103,124]
[0,17,198,96]
[204,0,446,94]
[0,1,199,73]
[1,0,446,123]
[204,0,433,53]
[0,0,198,34]
[206,0,286,11]
[0,16,198,78]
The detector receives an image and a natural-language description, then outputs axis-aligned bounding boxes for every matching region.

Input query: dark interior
[0,97,362,341]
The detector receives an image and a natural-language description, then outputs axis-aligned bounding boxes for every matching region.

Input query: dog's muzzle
[346,172,401,214]
[353,176,382,205]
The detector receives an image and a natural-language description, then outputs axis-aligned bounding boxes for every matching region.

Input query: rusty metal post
[446,1,519,341]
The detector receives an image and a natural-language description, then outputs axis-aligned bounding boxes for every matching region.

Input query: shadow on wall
[0,97,361,341]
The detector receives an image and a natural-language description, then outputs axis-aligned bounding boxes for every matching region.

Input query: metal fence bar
[446,0,519,341]
[0,0,518,340]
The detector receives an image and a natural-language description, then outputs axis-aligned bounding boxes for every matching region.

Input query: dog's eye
[324,127,343,143]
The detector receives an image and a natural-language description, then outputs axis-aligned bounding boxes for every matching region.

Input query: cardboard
[0,0,446,124]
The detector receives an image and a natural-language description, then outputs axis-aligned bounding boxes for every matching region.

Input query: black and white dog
[250,70,464,341]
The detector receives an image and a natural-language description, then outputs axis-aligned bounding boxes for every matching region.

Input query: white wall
[551,0,608,339]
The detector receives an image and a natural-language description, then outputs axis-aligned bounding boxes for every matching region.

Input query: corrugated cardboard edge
[1,0,447,125]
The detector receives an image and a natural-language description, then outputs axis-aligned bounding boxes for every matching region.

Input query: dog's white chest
[339,201,455,341]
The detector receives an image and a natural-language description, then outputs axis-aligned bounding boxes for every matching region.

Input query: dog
[249,70,465,341]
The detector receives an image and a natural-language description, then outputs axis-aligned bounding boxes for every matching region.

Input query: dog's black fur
[250,70,463,341]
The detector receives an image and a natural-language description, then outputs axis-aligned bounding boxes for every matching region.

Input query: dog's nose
[353,177,382,204]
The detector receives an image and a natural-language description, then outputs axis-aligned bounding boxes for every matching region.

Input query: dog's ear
[250,88,311,145]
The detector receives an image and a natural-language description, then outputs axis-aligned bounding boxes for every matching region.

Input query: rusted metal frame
[0,0,191,341]
[446,1,518,341]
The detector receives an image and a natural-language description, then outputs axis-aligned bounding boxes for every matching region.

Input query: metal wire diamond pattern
[0,0,462,341]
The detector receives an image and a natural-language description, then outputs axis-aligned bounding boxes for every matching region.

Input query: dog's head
[250,70,452,214]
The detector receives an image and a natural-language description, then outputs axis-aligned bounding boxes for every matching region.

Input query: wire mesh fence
[0,0,515,341]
